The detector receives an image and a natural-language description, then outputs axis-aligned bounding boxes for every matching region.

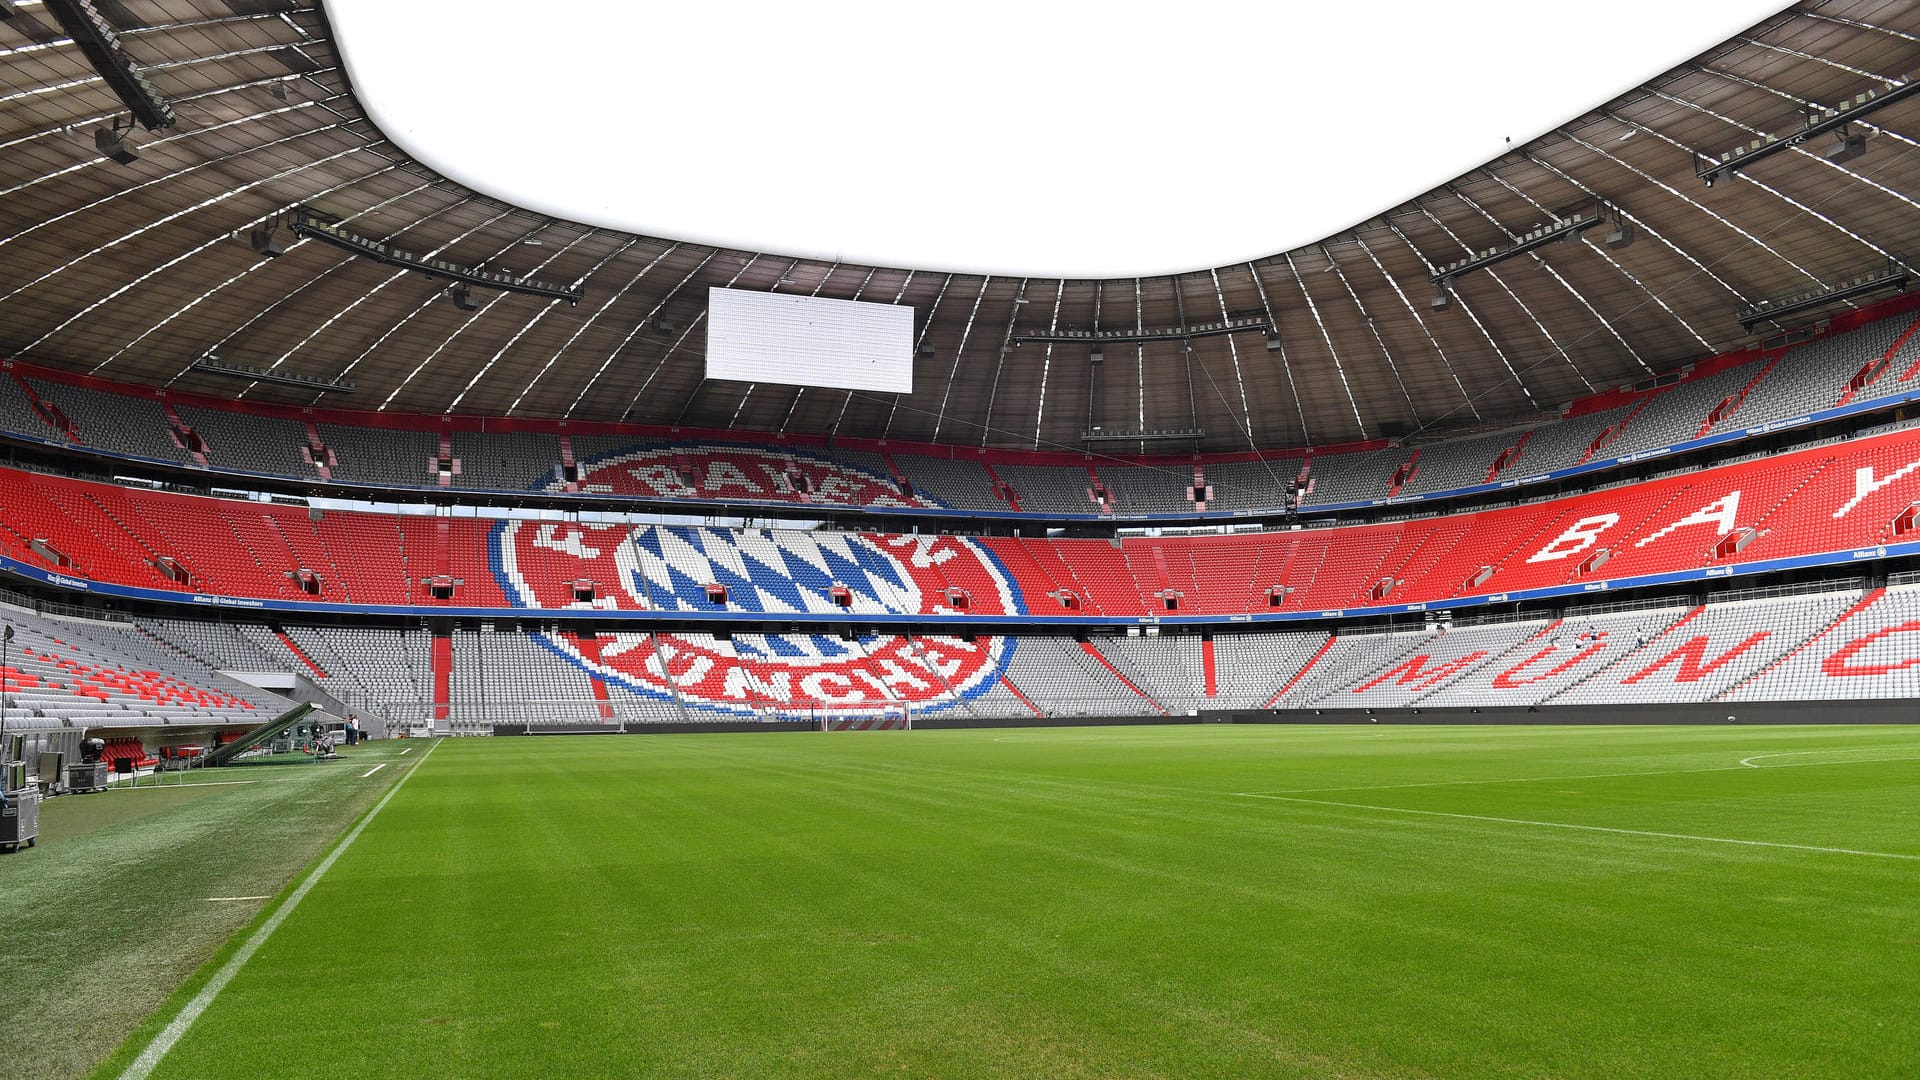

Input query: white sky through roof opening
[328,0,1790,279]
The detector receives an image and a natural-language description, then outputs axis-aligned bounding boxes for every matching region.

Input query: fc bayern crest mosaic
[490,445,1027,716]
[568,444,940,509]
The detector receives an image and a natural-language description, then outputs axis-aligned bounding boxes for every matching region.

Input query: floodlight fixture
[273,205,583,303]
[1826,129,1867,164]
[94,117,139,165]
[1737,259,1910,333]
[1014,315,1271,346]
[1695,74,1918,185]
[1427,199,1606,288]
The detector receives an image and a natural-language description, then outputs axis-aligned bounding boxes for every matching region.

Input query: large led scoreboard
[705,288,915,393]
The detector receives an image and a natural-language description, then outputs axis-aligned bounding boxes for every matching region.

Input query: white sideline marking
[1737,746,1920,768]
[361,764,387,778]
[1237,793,1920,862]
[204,896,269,903]
[121,740,439,1080]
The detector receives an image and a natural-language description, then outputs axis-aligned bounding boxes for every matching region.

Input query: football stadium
[1,2,1917,1077]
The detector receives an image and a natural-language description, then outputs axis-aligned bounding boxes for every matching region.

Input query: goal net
[818,706,911,731]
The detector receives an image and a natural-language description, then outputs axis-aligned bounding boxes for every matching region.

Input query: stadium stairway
[1714,587,1885,701]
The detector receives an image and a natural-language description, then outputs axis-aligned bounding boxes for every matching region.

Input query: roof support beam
[1282,252,1368,441]
[1738,261,1909,333]
[567,248,709,417]
[1518,150,1716,352]
[662,256,763,424]
[1419,201,1594,394]
[1030,278,1065,449]
[40,0,176,130]
[876,272,947,438]
[979,278,1028,446]
[160,182,462,385]
[1349,234,1479,422]
[925,276,992,443]
[279,205,584,304]
[1316,243,1420,419]
[1457,180,1652,374]
[262,205,516,392]
[510,241,674,415]
[1244,261,1311,443]
[1387,222,1539,411]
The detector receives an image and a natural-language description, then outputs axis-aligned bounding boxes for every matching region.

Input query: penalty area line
[120,739,440,1080]
[1738,746,1920,768]
[1235,792,1920,862]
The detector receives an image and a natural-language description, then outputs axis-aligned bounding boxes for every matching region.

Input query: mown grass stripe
[1244,792,1920,860]
[119,739,439,1080]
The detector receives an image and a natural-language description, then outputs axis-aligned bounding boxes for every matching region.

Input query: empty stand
[0,375,59,443]
[318,423,440,488]
[25,379,195,464]
[1396,430,1520,496]
[173,404,312,477]
[1726,584,1920,701]
[449,431,561,491]
[1298,449,1406,506]
[0,605,284,735]
[1095,464,1200,515]
[4,304,1920,527]
[892,454,1004,510]
[1550,590,1856,704]
[1602,364,1765,457]
[3,421,1920,620]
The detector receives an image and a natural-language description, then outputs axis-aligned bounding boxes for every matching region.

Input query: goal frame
[817,705,911,732]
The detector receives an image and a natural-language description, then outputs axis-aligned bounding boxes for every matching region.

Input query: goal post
[818,705,910,731]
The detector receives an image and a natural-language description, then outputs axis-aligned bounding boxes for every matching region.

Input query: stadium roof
[1,0,1918,454]
[332,1,1787,281]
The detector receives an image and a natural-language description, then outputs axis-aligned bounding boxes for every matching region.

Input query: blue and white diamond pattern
[620,525,924,615]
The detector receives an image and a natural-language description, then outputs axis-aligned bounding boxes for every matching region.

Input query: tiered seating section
[5,300,1919,517]
[2,420,1918,619]
[0,604,282,735]
[1258,584,1917,709]
[134,583,1911,725]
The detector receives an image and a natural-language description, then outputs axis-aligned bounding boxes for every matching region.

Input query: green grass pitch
[72,725,1920,1078]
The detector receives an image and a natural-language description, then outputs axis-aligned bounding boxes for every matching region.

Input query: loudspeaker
[249,229,287,257]
[95,127,138,165]
[450,285,479,312]
[1604,224,1634,249]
